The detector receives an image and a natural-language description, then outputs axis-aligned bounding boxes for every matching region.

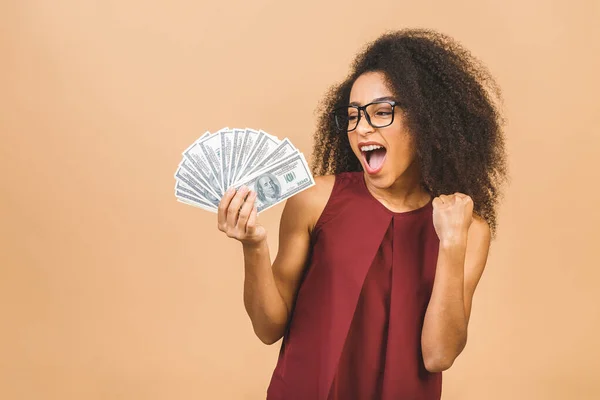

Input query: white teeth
[360,144,384,152]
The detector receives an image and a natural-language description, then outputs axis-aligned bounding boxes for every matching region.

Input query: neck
[363,164,431,213]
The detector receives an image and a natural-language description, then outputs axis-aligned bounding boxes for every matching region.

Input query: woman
[217,29,507,400]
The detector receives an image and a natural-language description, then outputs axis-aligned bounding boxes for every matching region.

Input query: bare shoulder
[282,175,336,232]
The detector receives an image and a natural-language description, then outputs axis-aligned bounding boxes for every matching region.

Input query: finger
[246,204,258,235]
[454,192,469,202]
[227,186,250,228]
[218,187,237,230]
[236,191,256,231]
[432,196,442,208]
[455,193,471,204]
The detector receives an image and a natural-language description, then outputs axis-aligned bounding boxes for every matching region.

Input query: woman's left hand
[432,193,474,246]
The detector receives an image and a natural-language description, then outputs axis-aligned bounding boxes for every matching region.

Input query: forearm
[421,238,468,371]
[242,240,289,344]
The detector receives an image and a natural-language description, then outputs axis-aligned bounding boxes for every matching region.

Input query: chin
[363,168,394,187]
[365,164,415,189]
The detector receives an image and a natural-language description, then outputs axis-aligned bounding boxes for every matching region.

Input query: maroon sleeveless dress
[266,172,442,400]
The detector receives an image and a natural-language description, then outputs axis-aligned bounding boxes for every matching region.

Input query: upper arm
[463,216,492,323]
[271,176,335,315]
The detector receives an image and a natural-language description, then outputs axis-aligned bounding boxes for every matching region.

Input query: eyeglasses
[332,100,398,132]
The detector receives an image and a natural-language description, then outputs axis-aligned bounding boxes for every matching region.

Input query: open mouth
[360,144,387,174]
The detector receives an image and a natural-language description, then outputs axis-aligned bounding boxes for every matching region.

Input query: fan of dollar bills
[174,127,315,213]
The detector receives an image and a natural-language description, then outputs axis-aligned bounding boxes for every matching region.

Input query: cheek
[347,134,361,156]
[388,135,417,164]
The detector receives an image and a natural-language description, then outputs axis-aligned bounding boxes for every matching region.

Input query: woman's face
[347,71,418,190]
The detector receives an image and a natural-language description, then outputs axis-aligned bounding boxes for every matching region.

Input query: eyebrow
[349,96,395,106]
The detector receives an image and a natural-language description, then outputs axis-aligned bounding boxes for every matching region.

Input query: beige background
[1,0,599,399]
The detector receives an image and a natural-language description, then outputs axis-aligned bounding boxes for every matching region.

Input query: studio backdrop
[1,0,599,399]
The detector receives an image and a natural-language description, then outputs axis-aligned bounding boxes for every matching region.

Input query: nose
[355,110,374,136]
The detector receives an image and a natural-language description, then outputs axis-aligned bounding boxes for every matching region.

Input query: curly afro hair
[311,28,508,237]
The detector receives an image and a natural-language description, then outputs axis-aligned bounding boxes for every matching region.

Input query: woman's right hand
[217,186,267,246]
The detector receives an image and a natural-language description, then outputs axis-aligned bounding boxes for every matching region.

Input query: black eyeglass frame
[332,100,399,132]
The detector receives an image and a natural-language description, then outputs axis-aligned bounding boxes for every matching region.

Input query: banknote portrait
[255,173,281,204]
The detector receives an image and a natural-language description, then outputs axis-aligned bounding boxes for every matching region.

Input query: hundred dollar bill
[182,129,225,196]
[228,128,245,188]
[235,130,280,181]
[175,180,209,204]
[174,165,220,208]
[175,181,217,212]
[219,129,235,191]
[197,130,225,195]
[234,152,315,213]
[176,197,218,213]
[240,137,298,183]
[179,158,221,200]
[232,128,260,183]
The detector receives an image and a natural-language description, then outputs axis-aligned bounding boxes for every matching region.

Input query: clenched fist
[432,193,474,245]
[217,186,267,246]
